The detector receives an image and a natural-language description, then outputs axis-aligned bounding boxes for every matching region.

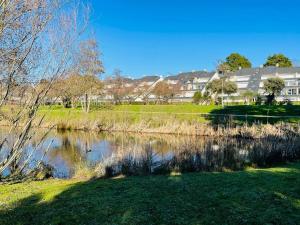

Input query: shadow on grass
[1,163,300,225]
[207,105,300,126]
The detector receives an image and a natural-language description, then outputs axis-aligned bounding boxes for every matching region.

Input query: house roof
[263,67,300,74]
[227,67,300,92]
[229,67,300,77]
[104,76,134,84]
[134,76,160,83]
[228,68,260,77]
[166,71,215,82]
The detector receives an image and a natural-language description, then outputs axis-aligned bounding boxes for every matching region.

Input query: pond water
[1,130,300,178]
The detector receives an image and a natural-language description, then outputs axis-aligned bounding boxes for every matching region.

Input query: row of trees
[219,53,293,72]
[44,59,287,107]
[105,73,181,104]
[44,71,180,107]
[50,71,286,107]
[42,51,292,107]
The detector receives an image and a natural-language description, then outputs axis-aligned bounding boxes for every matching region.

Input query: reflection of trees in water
[21,129,300,178]
[49,137,84,165]
[47,136,88,177]
[248,134,300,166]
[95,133,300,177]
[158,138,248,172]
[56,131,100,152]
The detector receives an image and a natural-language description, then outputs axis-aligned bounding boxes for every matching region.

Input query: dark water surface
[1,130,300,178]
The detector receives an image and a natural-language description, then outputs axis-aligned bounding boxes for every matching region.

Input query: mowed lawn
[39,104,300,126]
[0,162,300,225]
[40,104,300,116]
[39,104,221,127]
[112,104,220,114]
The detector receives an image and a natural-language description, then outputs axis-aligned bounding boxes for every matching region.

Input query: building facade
[103,67,300,102]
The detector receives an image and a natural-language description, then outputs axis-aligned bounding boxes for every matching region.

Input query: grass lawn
[0,162,299,225]
[39,104,220,122]
[39,104,221,128]
[40,103,300,116]
[38,104,300,129]
[111,104,221,114]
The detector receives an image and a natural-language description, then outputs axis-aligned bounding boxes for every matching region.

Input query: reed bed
[0,106,296,138]
[44,111,300,139]
[94,130,300,178]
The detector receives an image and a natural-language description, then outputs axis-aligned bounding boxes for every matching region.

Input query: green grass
[40,103,300,117]
[38,104,300,131]
[213,104,300,117]
[39,104,218,129]
[1,162,300,225]
[111,104,221,114]
[39,104,220,123]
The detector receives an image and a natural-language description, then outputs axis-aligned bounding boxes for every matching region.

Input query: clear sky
[90,0,300,78]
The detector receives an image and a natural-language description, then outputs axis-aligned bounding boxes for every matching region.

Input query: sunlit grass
[36,104,300,134]
[0,162,299,224]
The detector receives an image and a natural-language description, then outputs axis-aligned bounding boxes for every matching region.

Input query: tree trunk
[81,99,84,111]
[87,93,91,113]
[71,98,74,108]
[84,92,88,112]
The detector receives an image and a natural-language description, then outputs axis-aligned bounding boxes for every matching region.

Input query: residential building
[102,67,300,103]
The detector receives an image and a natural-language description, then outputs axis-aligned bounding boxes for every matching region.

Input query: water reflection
[1,130,300,178]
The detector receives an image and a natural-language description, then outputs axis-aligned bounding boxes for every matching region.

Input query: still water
[1,130,300,178]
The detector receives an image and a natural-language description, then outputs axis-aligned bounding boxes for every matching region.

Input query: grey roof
[104,76,134,84]
[134,76,160,83]
[228,68,261,77]
[229,67,300,76]
[122,77,135,83]
[166,71,215,82]
[228,67,300,92]
[265,67,300,74]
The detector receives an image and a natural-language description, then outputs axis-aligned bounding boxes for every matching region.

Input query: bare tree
[0,0,90,179]
[105,70,134,104]
[134,84,151,104]
[75,38,104,112]
[152,81,180,104]
[51,74,85,108]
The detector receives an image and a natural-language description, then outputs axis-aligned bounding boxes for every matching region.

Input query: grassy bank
[40,104,219,127]
[0,162,299,224]
[40,103,300,116]
[37,104,300,135]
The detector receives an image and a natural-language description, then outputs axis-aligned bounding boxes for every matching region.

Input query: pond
[1,130,300,178]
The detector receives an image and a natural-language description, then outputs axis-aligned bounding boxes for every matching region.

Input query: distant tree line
[105,71,181,105]
[40,52,291,108]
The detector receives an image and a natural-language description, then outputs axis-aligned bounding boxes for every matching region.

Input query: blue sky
[90,0,300,78]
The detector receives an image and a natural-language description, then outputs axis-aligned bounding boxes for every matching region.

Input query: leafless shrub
[0,0,91,179]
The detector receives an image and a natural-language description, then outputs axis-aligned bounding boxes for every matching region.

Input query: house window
[286,80,298,86]
[287,88,297,95]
